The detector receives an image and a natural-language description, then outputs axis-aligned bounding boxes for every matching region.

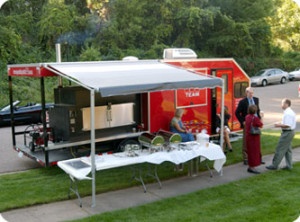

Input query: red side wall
[149,89,213,133]
[147,59,250,134]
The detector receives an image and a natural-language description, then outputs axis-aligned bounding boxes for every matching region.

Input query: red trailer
[7,50,249,167]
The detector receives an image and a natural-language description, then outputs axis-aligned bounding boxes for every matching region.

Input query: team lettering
[185,91,200,97]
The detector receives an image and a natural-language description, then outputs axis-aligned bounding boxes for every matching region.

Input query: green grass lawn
[73,162,300,222]
[0,129,300,215]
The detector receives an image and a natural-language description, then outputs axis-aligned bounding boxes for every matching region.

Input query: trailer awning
[44,60,222,97]
[7,59,225,208]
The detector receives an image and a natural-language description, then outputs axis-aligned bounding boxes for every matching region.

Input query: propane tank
[196,129,209,147]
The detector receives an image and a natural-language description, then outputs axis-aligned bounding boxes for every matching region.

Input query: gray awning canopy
[45,60,222,97]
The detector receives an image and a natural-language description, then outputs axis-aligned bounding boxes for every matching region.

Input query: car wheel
[280,77,286,84]
[262,80,267,87]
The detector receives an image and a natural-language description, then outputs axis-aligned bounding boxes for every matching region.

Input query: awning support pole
[220,80,225,152]
[40,77,49,166]
[90,89,96,207]
[8,76,16,146]
[55,43,63,87]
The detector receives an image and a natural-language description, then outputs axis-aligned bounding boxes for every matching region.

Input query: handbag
[250,116,261,135]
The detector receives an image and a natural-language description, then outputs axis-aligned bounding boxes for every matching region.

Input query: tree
[203,0,274,58]
[268,0,300,51]
[37,1,78,50]
[171,4,219,49]
[79,44,101,61]
[204,13,251,57]
[210,0,274,22]
[86,0,109,19]
[94,0,221,59]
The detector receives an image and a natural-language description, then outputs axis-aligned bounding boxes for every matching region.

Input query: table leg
[204,160,213,178]
[188,157,199,177]
[199,157,214,177]
[174,163,184,171]
[130,166,147,193]
[68,175,82,207]
[146,164,162,189]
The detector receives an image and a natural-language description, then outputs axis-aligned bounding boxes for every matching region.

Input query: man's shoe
[261,161,265,164]
[243,160,248,165]
[266,165,277,170]
[281,166,292,170]
[247,168,260,174]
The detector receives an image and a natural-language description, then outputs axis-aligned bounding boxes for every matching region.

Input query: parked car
[288,68,300,81]
[251,68,289,87]
[0,100,53,126]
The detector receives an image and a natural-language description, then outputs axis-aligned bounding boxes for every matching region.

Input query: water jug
[196,129,209,147]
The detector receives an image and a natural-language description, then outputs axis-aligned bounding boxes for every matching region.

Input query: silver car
[288,68,300,81]
[251,68,289,87]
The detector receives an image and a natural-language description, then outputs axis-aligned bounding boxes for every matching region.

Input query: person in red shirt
[245,105,263,174]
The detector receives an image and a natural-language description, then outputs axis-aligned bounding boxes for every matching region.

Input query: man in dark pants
[235,87,261,165]
[266,98,296,170]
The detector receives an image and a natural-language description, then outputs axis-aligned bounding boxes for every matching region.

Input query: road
[0,126,42,173]
[254,80,300,127]
[0,81,299,174]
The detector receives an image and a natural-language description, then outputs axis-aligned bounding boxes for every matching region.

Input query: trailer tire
[117,139,140,152]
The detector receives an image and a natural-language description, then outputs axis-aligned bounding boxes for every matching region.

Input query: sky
[0,0,8,9]
[294,0,300,6]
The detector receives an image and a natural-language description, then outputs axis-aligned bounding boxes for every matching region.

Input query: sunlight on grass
[263,129,300,139]
[73,162,300,222]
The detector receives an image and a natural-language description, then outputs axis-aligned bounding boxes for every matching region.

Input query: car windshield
[1,101,20,111]
[254,70,267,77]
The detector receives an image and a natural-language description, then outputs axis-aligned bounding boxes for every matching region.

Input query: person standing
[235,87,261,165]
[245,105,263,174]
[170,108,195,142]
[266,98,296,170]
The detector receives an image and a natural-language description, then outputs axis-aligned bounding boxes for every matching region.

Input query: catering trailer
[7,52,249,167]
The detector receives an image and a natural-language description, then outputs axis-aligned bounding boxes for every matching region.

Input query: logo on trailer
[13,68,34,76]
[185,88,200,97]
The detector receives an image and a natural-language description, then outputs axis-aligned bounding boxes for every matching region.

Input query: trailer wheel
[117,139,140,152]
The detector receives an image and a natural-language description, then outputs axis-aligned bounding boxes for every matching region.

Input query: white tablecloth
[57,142,226,180]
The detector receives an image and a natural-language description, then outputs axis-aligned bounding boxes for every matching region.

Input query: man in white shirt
[266,98,297,170]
